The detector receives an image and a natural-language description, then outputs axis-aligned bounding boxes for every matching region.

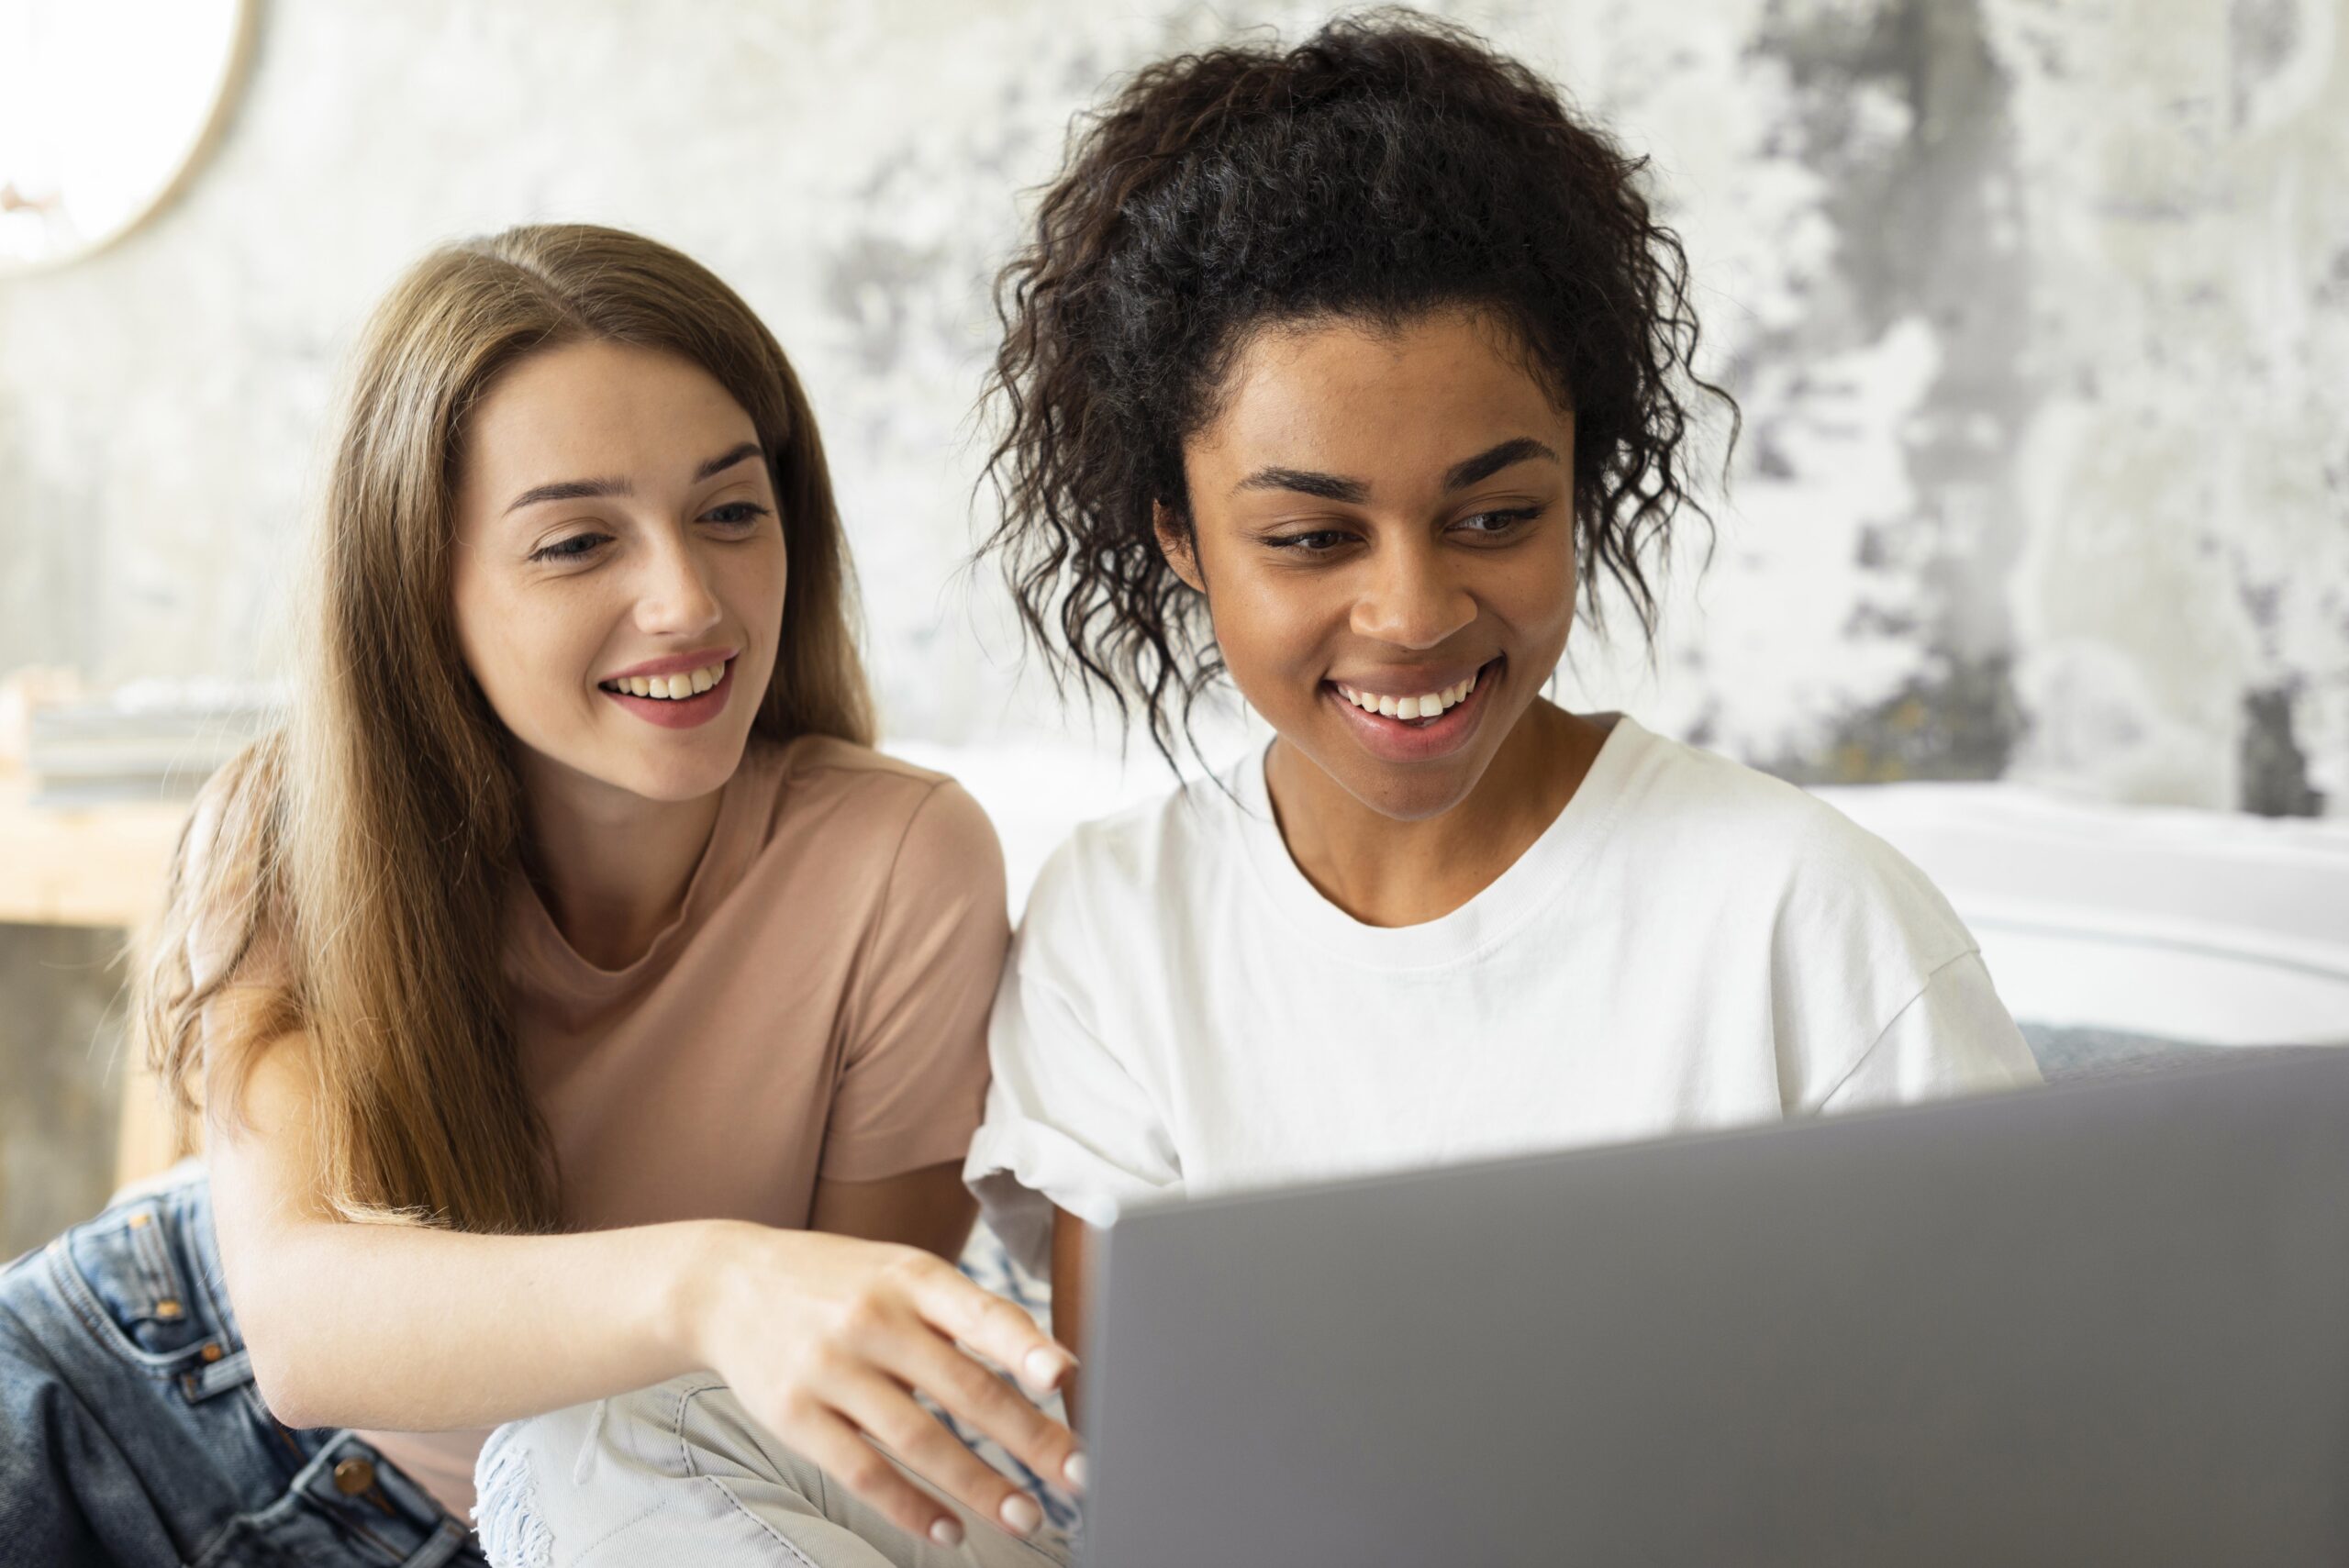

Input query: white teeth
[607,662,727,700]
[1336,669,1490,721]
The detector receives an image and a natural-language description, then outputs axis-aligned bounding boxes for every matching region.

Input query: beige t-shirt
[337,736,1008,1517]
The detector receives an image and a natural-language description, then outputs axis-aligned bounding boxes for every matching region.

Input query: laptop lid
[1080,1053,2349,1567]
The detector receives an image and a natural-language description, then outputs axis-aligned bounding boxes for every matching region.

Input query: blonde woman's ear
[1152,501,1206,594]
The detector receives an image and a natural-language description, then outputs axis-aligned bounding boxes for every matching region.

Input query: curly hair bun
[984,7,1733,768]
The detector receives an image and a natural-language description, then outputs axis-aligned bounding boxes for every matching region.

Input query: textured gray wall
[0,0,2341,814]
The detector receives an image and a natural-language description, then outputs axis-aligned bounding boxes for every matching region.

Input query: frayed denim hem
[473,1424,555,1568]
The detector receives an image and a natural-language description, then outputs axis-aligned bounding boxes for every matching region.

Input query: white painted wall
[1,0,2341,814]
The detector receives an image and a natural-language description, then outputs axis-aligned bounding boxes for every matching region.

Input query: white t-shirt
[965,714,2041,1273]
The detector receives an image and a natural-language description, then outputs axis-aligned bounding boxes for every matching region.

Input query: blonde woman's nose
[632,538,725,636]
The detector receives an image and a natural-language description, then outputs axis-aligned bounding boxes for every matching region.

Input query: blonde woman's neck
[518,753,729,971]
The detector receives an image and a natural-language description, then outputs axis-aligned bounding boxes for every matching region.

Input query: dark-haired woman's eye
[531,532,610,563]
[1266,528,1353,554]
[1455,506,1543,539]
[702,502,772,528]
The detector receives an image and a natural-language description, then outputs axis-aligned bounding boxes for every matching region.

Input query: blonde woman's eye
[530,532,609,562]
[703,502,772,528]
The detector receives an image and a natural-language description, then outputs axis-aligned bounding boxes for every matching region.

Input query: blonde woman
[0,224,1080,1567]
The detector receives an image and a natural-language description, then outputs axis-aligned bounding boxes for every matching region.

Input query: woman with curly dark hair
[962,8,2040,1420]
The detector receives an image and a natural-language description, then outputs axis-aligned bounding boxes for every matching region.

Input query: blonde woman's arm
[206,1027,1080,1543]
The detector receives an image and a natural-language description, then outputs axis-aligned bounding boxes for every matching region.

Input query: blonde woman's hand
[683,1221,1085,1547]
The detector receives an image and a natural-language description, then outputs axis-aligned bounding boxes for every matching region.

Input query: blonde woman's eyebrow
[503,442,764,516]
[694,441,765,482]
[505,473,629,514]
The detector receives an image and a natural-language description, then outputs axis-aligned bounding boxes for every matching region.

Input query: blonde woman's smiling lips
[596,647,740,730]
[1324,655,1504,762]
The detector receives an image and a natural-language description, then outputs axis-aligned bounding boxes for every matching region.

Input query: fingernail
[1062,1451,1090,1493]
[1022,1347,1071,1389]
[930,1518,964,1548]
[999,1494,1043,1536]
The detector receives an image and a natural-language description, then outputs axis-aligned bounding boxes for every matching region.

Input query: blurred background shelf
[0,762,190,928]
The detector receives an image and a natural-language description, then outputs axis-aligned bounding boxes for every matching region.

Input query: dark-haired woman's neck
[517,756,727,971]
[1266,699,1606,929]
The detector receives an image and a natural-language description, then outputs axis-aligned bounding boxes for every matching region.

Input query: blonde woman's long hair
[135,223,874,1233]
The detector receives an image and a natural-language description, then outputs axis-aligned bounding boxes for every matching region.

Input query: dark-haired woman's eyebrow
[1442,438,1560,493]
[1232,466,1371,504]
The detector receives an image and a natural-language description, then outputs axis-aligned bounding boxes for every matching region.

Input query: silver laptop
[1078,1052,2349,1566]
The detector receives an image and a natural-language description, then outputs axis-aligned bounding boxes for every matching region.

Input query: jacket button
[332,1457,376,1496]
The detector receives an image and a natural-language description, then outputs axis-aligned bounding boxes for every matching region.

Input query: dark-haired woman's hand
[682,1220,1085,1548]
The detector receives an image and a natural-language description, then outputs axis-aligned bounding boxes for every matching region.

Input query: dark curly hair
[982,8,1734,767]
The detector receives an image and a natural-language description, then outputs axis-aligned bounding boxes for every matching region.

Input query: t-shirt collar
[1230,712,1646,970]
[505,742,780,1006]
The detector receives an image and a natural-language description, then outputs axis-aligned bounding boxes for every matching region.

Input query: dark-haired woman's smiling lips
[1324,655,1504,763]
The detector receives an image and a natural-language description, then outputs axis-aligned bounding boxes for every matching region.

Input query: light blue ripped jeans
[471,1231,1076,1568]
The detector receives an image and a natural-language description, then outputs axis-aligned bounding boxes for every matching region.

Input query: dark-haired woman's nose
[633,535,725,639]
[1350,542,1475,651]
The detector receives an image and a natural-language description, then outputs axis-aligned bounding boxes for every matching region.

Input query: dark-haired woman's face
[1167,310,1577,821]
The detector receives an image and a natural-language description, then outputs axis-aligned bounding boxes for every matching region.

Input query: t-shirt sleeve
[1820,950,2043,1113]
[963,845,1181,1276]
[1764,801,2043,1115]
[818,780,1010,1184]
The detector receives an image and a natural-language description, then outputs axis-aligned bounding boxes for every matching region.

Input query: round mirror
[0,0,255,274]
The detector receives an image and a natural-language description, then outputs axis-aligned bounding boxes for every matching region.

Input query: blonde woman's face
[451,339,785,806]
